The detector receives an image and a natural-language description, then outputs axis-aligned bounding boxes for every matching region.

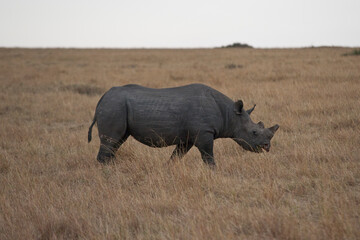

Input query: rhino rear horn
[246,104,256,115]
[233,100,243,114]
[269,124,279,133]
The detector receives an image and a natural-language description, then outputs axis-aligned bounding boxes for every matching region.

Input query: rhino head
[232,100,279,153]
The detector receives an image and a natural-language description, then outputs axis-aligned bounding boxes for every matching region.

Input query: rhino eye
[252,130,258,136]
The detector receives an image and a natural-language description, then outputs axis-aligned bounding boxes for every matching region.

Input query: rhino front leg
[170,142,193,160]
[195,134,216,167]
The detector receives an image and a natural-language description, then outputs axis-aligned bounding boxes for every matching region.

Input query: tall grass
[0,47,359,239]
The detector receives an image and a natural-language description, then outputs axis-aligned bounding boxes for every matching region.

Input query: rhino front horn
[269,124,279,133]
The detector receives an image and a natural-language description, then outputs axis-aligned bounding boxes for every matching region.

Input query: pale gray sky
[1,0,359,48]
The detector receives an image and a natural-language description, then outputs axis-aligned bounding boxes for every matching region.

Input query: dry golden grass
[0,47,359,239]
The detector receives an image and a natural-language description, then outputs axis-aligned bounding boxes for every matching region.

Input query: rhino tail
[88,116,96,143]
[88,92,107,143]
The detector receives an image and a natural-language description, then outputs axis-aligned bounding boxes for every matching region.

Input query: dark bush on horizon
[221,42,253,48]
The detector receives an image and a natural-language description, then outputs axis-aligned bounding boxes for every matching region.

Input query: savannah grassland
[0,47,359,240]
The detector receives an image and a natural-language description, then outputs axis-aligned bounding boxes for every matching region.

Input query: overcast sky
[1,0,359,48]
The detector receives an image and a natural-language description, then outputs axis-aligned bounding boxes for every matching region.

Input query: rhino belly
[132,130,180,147]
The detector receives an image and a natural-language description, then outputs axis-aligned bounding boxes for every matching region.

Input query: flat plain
[0,47,359,239]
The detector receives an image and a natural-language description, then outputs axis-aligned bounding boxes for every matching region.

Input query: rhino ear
[258,121,265,128]
[269,124,279,133]
[246,104,256,115]
[233,100,243,115]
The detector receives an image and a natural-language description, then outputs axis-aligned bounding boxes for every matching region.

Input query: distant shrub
[342,49,360,56]
[221,42,253,48]
[61,84,104,96]
[225,64,243,69]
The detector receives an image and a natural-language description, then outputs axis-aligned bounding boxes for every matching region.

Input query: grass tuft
[61,84,104,96]
[342,49,360,56]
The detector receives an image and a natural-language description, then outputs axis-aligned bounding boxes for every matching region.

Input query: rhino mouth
[255,144,270,153]
[235,139,270,153]
[261,143,270,152]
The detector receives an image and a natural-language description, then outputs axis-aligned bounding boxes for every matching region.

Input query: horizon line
[0,44,358,50]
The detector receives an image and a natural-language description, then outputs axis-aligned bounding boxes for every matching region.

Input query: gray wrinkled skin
[88,84,279,167]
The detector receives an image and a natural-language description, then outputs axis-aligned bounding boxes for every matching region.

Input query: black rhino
[88,84,279,166]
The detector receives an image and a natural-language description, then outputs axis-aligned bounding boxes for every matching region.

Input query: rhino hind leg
[95,96,128,164]
[97,134,129,164]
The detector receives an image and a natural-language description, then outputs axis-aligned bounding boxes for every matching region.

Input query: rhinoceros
[88,84,279,166]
